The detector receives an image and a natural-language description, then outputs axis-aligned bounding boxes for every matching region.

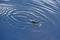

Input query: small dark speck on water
[29,20,38,24]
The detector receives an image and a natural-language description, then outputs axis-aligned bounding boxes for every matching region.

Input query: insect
[29,19,39,24]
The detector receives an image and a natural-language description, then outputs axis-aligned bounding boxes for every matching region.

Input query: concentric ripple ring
[0,0,60,32]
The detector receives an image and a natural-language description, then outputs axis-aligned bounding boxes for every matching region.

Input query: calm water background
[0,0,60,40]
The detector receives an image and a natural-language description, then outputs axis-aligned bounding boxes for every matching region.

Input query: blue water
[0,0,60,40]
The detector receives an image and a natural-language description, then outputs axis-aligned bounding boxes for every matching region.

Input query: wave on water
[0,0,60,32]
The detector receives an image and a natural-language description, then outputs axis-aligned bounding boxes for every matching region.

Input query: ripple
[0,0,59,32]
